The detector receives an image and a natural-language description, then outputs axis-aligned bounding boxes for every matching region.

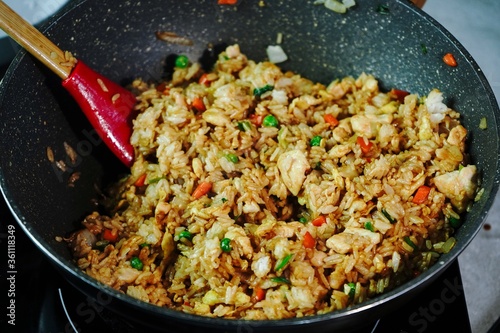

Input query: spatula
[0,1,136,167]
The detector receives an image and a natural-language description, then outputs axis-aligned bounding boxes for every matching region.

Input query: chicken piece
[68,228,97,258]
[326,227,381,254]
[350,114,377,139]
[225,226,253,259]
[447,125,467,147]
[425,89,449,124]
[434,165,477,212]
[277,149,310,196]
[116,266,141,284]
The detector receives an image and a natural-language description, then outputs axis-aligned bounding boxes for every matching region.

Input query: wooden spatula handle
[0,1,72,79]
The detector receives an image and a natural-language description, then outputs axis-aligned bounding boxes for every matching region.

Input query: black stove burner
[0,195,471,333]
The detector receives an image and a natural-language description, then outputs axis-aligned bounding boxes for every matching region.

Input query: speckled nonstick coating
[0,0,499,331]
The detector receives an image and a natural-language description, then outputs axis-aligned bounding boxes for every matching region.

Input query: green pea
[220,238,232,252]
[175,55,189,68]
[226,153,239,163]
[179,230,193,241]
[310,135,322,147]
[130,256,143,270]
[262,114,279,128]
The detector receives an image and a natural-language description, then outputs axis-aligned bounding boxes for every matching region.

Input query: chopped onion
[266,45,288,64]
[324,0,347,13]
[342,0,356,8]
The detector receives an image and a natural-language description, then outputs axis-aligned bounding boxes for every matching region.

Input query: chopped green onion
[220,238,232,252]
[237,121,252,132]
[221,198,228,203]
[262,114,279,127]
[449,216,461,228]
[139,242,151,248]
[271,276,291,284]
[130,256,144,270]
[420,43,428,55]
[403,236,418,250]
[147,176,165,184]
[275,254,293,271]
[376,4,389,14]
[381,209,396,224]
[175,55,189,68]
[94,240,109,251]
[346,282,356,299]
[364,221,375,232]
[310,135,322,147]
[253,84,274,97]
[314,161,322,170]
[179,230,193,241]
[225,153,239,163]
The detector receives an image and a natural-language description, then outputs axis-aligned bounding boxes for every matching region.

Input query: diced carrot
[412,185,431,204]
[357,136,374,155]
[303,231,316,249]
[218,0,237,4]
[311,215,326,227]
[249,114,264,126]
[390,88,410,103]
[443,53,457,67]
[324,114,339,127]
[192,97,206,112]
[254,287,266,302]
[198,73,211,86]
[102,228,118,243]
[192,181,212,199]
[134,173,147,187]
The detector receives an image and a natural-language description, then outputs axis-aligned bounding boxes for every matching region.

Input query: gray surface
[423,1,500,332]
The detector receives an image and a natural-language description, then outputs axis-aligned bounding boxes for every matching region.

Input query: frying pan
[1,0,499,331]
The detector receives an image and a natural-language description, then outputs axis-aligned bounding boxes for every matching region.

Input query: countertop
[423,1,500,332]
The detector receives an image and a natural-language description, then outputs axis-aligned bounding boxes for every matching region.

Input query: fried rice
[67,44,477,319]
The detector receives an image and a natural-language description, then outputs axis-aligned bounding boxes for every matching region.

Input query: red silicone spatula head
[0,1,136,167]
[62,61,136,167]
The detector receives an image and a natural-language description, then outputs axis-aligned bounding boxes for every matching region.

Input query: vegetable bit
[253,84,274,97]
[271,276,291,284]
[303,231,316,248]
[442,53,457,67]
[262,114,279,127]
[275,253,293,271]
[403,236,418,251]
[237,121,252,132]
[310,135,322,147]
[102,228,118,243]
[192,181,212,199]
[381,209,396,224]
[225,153,239,163]
[130,256,144,270]
[376,4,390,14]
[449,216,461,228]
[357,136,374,155]
[192,97,206,112]
[324,113,339,127]
[220,237,232,252]
[134,173,147,187]
[364,221,375,232]
[175,55,189,68]
[179,230,193,241]
[345,282,356,299]
[311,215,327,226]
[412,185,431,204]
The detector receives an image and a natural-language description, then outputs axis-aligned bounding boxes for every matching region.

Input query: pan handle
[0,0,72,79]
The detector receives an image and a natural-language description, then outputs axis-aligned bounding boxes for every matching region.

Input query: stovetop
[0,192,471,333]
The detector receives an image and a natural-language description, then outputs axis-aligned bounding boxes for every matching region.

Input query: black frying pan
[1,0,499,332]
